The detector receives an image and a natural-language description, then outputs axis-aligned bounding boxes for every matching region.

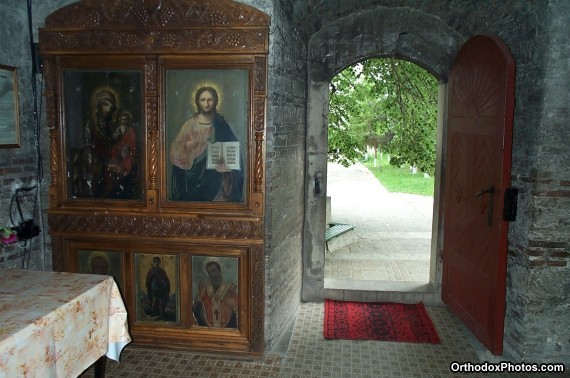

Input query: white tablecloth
[0,269,131,377]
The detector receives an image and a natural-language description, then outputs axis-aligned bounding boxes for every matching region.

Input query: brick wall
[0,1,50,271]
[259,0,307,351]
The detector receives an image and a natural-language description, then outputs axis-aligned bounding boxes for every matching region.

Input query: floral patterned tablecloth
[0,268,131,377]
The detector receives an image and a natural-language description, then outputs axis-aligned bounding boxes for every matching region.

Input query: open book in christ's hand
[206,141,240,171]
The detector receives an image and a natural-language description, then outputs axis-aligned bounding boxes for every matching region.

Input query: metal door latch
[503,187,518,221]
[314,172,322,195]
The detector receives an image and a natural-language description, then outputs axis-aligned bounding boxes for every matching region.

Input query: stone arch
[302,7,464,301]
[308,7,464,82]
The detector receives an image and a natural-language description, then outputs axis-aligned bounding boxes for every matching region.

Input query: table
[0,268,131,377]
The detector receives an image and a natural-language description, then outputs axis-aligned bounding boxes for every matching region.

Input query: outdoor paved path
[325,162,434,283]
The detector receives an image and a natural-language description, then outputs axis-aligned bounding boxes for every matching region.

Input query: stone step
[326,224,357,253]
[323,280,443,306]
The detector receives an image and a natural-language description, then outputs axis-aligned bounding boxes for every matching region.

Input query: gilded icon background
[78,249,123,293]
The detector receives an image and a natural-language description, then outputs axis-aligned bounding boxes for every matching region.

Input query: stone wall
[295,0,569,364]
[505,0,570,363]
[0,1,50,271]
[261,0,307,351]
[232,0,307,352]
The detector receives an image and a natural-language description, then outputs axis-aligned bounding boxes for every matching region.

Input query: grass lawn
[362,154,434,197]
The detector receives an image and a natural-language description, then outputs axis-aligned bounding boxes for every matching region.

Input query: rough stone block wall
[260,0,307,351]
[296,0,569,364]
[0,1,50,271]
[505,0,570,363]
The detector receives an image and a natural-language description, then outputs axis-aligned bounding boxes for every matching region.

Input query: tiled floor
[80,163,545,377]
[83,302,541,377]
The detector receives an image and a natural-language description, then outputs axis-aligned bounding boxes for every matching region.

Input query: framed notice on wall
[0,64,20,148]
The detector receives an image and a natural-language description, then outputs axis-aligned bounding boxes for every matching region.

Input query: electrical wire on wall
[19,0,46,270]
[9,186,39,269]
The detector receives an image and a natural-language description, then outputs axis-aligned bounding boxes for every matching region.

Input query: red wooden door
[442,35,515,355]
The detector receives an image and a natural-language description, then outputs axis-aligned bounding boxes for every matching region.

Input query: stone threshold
[323,279,443,306]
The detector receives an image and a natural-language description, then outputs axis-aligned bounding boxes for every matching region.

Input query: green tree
[328,58,438,175]
[328,68,364,167]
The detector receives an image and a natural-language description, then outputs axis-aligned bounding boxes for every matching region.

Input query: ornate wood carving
[42,58,55,94]
[43,57,59,191]
[254,56,266,95]
[145,59,159,190]
[48,214,263,240]
[147,101,159,190]
[144,59,157,94]
[254,131,264,193]
[250,244,264,351]
[44,95,56,130]
[41,0,268,356]
[41,29,268,54]
[40,0,269,55]
[253,96,265,193]
[44,0,269,29]
[253,97,265,133]
[51,237,64,271]
[49,129,59,188]
[148,129,159,190]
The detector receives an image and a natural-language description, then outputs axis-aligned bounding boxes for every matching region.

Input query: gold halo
[90,86,120,112]
[202,256,222,275]
[87,251,111,270]
[190,81,223,113]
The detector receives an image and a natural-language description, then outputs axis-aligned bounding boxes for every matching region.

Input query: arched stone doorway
[301,7,464,302]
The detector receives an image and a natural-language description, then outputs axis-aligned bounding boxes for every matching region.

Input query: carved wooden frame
[40,0,268,215]
[40,0,269,355]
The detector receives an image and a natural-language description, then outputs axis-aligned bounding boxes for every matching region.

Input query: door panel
[442,35,515,355]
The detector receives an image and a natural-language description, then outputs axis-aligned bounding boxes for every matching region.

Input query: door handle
[475,186,495,197]
[475,186,495,226]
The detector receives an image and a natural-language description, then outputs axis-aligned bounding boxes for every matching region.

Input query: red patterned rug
[324,300,441,344]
